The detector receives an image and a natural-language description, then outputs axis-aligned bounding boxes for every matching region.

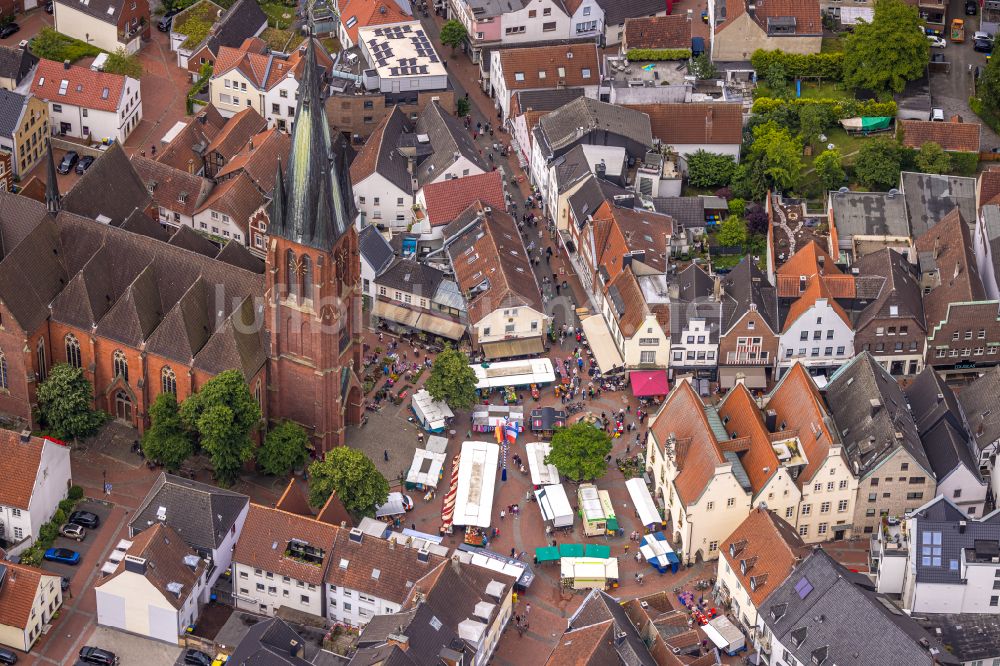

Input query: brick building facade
[325,89,457,142]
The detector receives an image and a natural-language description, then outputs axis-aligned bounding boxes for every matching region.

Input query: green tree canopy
[180,370,260,485]
[142,393,194,471]
[686,150,737,189]
[979,48,1000,115]
[545,422,612,482]
[854,137,905,190]
[914,141,952,174]
[730,160,769,201]
[747,121,804,193]
[36,364,107,440]
[440,20,468,53]
[426,346,478,410]
[259,421,310,476]
[717,215,748,249]
[813,149,846,191]
[307,447,389,515]
[842,0,929,93]
[102,48,143,78]
[798,104,834,143]
[690,53,717,80]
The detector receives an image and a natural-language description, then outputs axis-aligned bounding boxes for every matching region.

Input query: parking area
[0,7,53,47]
[87,626,183,666]
[37,500,112,584]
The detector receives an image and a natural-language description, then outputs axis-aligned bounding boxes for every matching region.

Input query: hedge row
[752,97,897,119]
[626,48,692,61]
[750,49,845,80]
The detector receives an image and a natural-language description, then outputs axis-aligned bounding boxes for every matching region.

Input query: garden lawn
[821,36,845,52]
[29,28,102,63]
[261,27,296,51]
[262,0,297,29]
[755,81,854,101]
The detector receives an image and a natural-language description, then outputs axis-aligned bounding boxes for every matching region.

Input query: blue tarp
[642,532,680,574]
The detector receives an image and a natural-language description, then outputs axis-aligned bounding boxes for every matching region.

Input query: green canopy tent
[535,546,560,562]
[559,543,585,558]
[585,544,611,559]
[606,517,619,533]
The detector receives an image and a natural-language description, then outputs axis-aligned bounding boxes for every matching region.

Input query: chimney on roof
[124,555,147,575]
[198,113,207,125]
[19,430,31,444]
[63,59,70,69]
[387,634,409,651]
[288,640,303,659]
[451,554,461,574]
[765,409,777,433]
[960,520,967,534]
[870,399,881,417]
[187,158,194,174]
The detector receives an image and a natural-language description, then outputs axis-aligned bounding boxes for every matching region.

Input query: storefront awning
[580,315,624,373]
[374,300,420,327]
[482,336,545,359]
[416,313,466,340]
[719,366,768,389]
[630,370,669,397]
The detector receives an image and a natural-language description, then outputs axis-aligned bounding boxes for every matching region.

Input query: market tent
[606,516,619,532]
[630,370,669,397]
[535,546,560,562]
[472,358,555,389]
[529,406,567,432]
[411,389,455,432]
[559,543,585,558]
[585,544,610,559]
[625,478,663,529]
[453,441,499,528]
[535,484,573,528]
[375,492,410,518]
[406,447,446,488]
[525,442,560,486]
[581,315,624,373]
[641,532,680,574]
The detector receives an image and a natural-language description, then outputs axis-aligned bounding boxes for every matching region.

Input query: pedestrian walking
[526,603,531,615]
[384,449,389,462]
[500,510,506,520]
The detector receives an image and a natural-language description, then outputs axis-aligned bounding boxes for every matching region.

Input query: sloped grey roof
[901,171,977,239]
[916,614,1000,664]
[536,97,652,157]
[414,102,488,186]
[54,0,127,25]
[762,549,954,666]
[0,192,46,260]
[651,196,704,231]
[567,589,657,666]
[669,264,721,344]
[130,472,249,552]
[204,0,268,55]
[0,45,36,86]
[958,366,1000,455]
[595,0,666,25]
[512,87,585,114]
[376,257,445,298]
[720,257,778,334]
[60,143,152,226]
[905,368,979,481]
[910,495,1000,584]
[0,89,27,140]
[227,617,313,666]
[825,352,931,478]
[566,173,631,229]
[375,107,416,195]
[359,224,395,275]
[852,248,925,334]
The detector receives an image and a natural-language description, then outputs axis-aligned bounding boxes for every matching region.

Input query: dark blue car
[44,548,80,565]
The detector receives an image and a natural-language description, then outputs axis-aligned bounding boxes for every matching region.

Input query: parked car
[69,510,100,528]
[58,151,79,174]
[928,35,947,48]
[44,547,81,565]
[968,0,979,14]
[184,650,213,666]
[79,647,118,666]
[975,30,993,41]
[0,23,20,39]
[975,37,994,52]
[157,8,180,31]
[59,523,86,541]
[0,648,17,665]
[75,155,95,174]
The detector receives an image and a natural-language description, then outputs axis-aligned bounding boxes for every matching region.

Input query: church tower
[265,21,363,454]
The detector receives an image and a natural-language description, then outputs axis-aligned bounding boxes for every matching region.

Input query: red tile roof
[102,523,206,609]
[421,171,504,227]
[782,277,851,332]
[626,103,743,146]
[214,38,332,92]
[716,383,780,494]
[196,171,267,232]
[721,507,809,607]
[765,363,836,484]
[339,0,412,44]
[324,530,445,603]
[624,15,692,50]
[914,207,986,330]
[0,431,56,510]
[900,119,981,153]
[498,43,600,92]
[605,267,648,337]
[206,107,267,160]
[215,127,291,193]
[775,240,855,299]
[31,59,129,113]
[0,561,55,630]
[717,0,822,35]
[233,504,339,585]
[980,167,1000,209]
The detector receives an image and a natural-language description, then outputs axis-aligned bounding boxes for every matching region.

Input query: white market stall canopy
[579,484,605,523]
[407,447,447,488]
[472,358,555,389]
[704,615,746,653]
[471,405,524,428]
[411,389,454,431]
[425,435,449,454]
[580,315,624,373]
[375,492,410,518]
[560,557,619,589]
[625,478,662,529]
[535,484,573,528]
[525,441,560,486]
[453,441,500,528]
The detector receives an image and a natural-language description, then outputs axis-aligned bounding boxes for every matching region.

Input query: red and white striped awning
[441,453,461,533]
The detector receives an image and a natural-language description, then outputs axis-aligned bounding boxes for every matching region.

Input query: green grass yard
[261,1,297,29]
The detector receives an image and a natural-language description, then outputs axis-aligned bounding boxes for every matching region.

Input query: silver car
[59,523,86,541]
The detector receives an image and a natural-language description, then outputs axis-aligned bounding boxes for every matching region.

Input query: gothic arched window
[65,334,81,369]
[161,366,177,395]
[113,350,128,382]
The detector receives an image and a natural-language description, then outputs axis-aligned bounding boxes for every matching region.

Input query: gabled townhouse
[597,0,668,46]
[0,45,38,92]
[414,169,505,239]
[546,589,659,665]
[764,362,858,542]
[155,104,227,175]
[708,0,822,62]
[625,103,743,174]
[827,189,912,266]
[359,224,395,302]
[590,266,669,372]
[852,248,927,376]
[645,378,753,563]
[56,142,153,228]
[665,264,722,381]
[975,202,1000,301]
[545,144,629,228]
[490,43,601,121]
[622,14,691,55]
[336,0,411,49]
[210,36,333,126]
[905,368,988,517]
[131,155,215,231]
[902,171,978,237]
[755,548,951,666]
[652,195,711,257]
[171,0,268,77]
[192,171,267,244]
[372,257,466,342]
[718,257,779,390]
[0,560,63,652]
[717,383,805,523]
[350,104,489,231]
[824,352,937,536]
[31,59,142,143]
[325,526,446,627]
[564,0,604,41]
[0,431,72,548]
[444,203,548,358]
[916,208,1000,379]
[0,89,47,177]
[201,107,267,177]
[956,367,1000,492]
[774,241,855,379]
[529,97,651,218]
[54,0,150,55]
[215,127,290,196]
[717,507,809,637]
[232,503,338,618]
[901,118,982,156]
[507,87,584,167]
[95,522,209,643]
[129,473,250,595]
[225,617,318,664]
